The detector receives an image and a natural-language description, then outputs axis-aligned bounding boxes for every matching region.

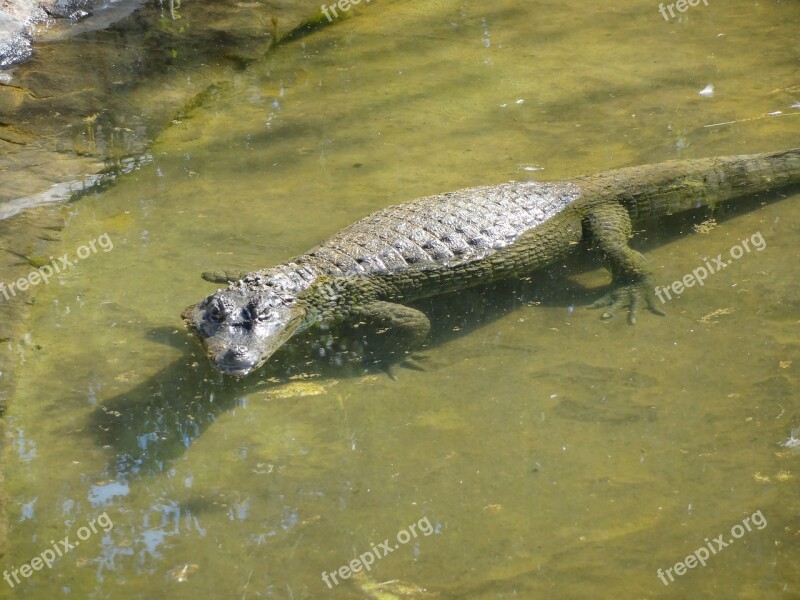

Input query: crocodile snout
[217,345,260,377]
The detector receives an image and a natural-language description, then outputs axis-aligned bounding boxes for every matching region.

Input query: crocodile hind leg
[347,301,431,369]
[583,203,665,324]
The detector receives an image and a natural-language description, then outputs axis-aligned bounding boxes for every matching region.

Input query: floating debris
[353,571,438,599]
[692,218,717,234]
[167,564,199,583]
[768,85,800,95]
[754,469,793,483]
[698,84,714,97]
[264,380,335,399]
[698,308,735,324]
[703,110,799,128]
[779,428,800,449]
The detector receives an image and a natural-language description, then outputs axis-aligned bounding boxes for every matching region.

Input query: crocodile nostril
[229,345,248,358]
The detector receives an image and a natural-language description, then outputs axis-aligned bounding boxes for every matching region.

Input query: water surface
[4,1,800,598]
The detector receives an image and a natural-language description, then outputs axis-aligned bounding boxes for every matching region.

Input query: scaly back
[298,181,582,277]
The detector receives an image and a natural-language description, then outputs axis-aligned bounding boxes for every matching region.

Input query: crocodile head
[182,287,306,378]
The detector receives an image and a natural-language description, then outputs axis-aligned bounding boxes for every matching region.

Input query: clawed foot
[589,279,666,324]
[383,352,430,380]
[399,352,429,371]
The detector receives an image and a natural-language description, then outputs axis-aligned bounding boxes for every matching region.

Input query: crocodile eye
[207,296,233,323]
[244,302,270,323]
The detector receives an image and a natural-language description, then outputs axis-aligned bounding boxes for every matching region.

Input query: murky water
[4,0,800,598]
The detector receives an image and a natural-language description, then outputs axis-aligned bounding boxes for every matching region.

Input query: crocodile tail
[702,147,800,202]
[576,148,800,223]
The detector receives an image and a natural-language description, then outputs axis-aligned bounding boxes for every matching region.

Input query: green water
[4,0,800,598]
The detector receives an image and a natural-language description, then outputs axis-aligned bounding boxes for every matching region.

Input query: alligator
[183,148,800,377]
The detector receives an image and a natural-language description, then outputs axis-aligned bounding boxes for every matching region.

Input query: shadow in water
[90,185,798,479]
[89,263,591,480]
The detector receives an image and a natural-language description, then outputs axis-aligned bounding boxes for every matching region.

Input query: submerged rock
[0,4,37,67]
[0,0,98,67]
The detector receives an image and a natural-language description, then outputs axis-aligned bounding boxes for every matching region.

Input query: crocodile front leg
[348,300,431,365]
[583,202,665,324]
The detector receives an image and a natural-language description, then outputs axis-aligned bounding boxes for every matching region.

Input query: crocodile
[183,148,800,377]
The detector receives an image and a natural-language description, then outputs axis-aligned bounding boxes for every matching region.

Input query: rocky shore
[1,0,103,66]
